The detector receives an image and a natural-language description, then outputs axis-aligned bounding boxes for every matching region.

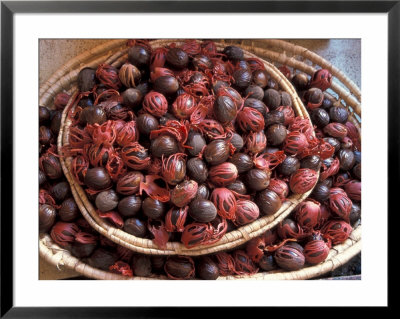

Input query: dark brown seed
[197,257,219,280]
[166,48,189,69]
[194,184,210,201]
[229,153,253,174]
[84,167,112,191]
[77,67,97,92]
[203,139,230,165]
[95,189,119,213]
[118,196,142,218]
[226,180,247,195]
[50,181,71,203]
[186,131,207,156]
[264,110,285,127]
[86,248,119,271]
[244,98,267,117]
[329,106,349,124]
[150,135,180,158]
[278,156,300,176]
[132,255,152,277]
[245,169,271,192]
[128,45,151,67]
[214,95,237,124]
[154,75,179,95]
[266,124,287,146]
[189,199,217,223]
[187,158,208,183]
[301,155,321,171]
[164,256,195,279]
[142,197,166,219]
[124,218,147,237]
[59,198,79,222]
[39,204,57,233]
[263,88,281,110]
[244,85,264,100]
[311,108,330,128]
[338,149,356,171]
[255,189,282,216]
[122,88,143,108]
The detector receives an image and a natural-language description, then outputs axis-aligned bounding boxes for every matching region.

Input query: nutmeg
[95,189,119,213]
[189,199,217,223]
[255,189,282,216]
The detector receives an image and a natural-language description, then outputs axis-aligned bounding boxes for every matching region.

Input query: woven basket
[40,39,361,280]
[55,39,318,256]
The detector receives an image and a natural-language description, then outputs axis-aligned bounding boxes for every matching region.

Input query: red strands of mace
[210,188,237,221]
[165,206,189,232]
[309,69,332,91]
[95,64,122,90]
[109,261,133,277]
[321,220,353,245]
[289,168,318,194]
[147,219,170,249]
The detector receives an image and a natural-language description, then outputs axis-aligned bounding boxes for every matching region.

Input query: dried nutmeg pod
[84,167,113,191]
[208,162,238,187]
[166,47,189,69]
[116,171,144,195]
[289,168,318,194]
[255,189,282,216]
[266,123,287,146]
[118,195,142,217]
[164,255,195,280]
[59,198,79,222]
[161,153,186,185]
[119,63,141,88]
[329,106,349,124]
[278,156,300,176]
[142,197,167,219]
[311,108,330,128]
[39,204,57,233]
[274,243,305,271]
[214,95,237,124]
[77,67,97,92]
[122,88,143,108]
[234,200,260,226]
[203,139,230,166]
[263,88,281,110]
[189,199,217,223]
[50,181,71,203]
[187,158,208,183]
[197,256,219,280]
[301,155,321,171]
[95,189,119,213]
[210,188,237,220]
[131,255,152,277]
[170,180,198,208]
[150,135,180,158]
[229,153,253,174]
[245,168,271,192]
[128,45,151,68]
[186,131,207,156]
[123,218,147,237]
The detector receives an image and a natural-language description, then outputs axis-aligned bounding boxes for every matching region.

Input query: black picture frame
[1,1,395,317]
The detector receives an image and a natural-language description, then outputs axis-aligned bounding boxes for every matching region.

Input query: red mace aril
[304,235,331,265]
[283,131,309,156]
[115,121,139,146]
[89,120,117,147]
[54,92,71,110]
[68,126,92,150]
[147,157,163,176]
[245,131,267,155]
[116,171,144,195]
[236,107,265,132]
[267,178,289,201]
[214,251,236,276]
[210,188,237,220]
[309,69,332,91]
[170,180,198,208]
[98,211,124,228]
[171,93,197,119]
[165,206,189,232]
[50,222,80,247]
[120,142,151,170]
[274,243,305,271]
[161,153,187,186]
[289,168,318,194]
[142,91,168,117]
[87,143,113,167]
[329,187,347,196]
[234,200,260,226]
[70,155,89,185]
[150,67,175,82]
[207,216,228,245]
[277,105,295,126]
[316,204,332,229]
[109,261,133,277]
[181,222,213,248]
[139,175,170,202]
[294,199,321,230]
[181,39,202,56]
[345,121,361,151]
[95,63,122,90]
[321,220,353,245]
[323,122,348,139]
[263,228,278,245]
[208,162,238,187]
[197,119,226,140]
[150,47,168,69]
[329,192,352,221]
[246,237,266,263]
[277,218,308,240]
[344,180,361,202]
[232,250,258,275]
[106,151,127,182]
[147,219,169,249]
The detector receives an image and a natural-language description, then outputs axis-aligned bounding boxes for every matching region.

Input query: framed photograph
[1,0,394,316]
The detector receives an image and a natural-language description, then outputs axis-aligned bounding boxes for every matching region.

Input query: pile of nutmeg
[39,39,360,279]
